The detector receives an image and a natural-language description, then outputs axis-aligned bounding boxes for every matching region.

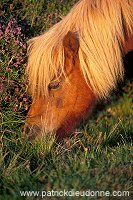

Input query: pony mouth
[24,124,57,141]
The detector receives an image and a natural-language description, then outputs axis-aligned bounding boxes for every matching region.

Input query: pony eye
[48,81,60,90]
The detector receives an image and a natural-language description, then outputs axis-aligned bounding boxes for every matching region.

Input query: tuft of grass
[29,133,56,158]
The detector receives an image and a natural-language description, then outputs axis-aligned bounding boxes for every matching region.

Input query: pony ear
[63,31,79,56]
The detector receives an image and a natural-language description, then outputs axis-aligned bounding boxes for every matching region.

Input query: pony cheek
[55,94,96,140]
[55,101,95,140]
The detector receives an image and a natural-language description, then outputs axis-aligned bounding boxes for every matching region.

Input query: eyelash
[48,81,61,90]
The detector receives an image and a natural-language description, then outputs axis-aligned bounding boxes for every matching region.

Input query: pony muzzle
[24,122,58,140]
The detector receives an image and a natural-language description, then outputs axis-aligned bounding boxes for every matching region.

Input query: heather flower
[1,17,30,113]
[12,106,17,112]
[23,98,27,102]
[14,97,18,102]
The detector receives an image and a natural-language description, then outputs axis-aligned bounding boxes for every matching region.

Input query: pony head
[24,0,133,140]
[25,32,96,139]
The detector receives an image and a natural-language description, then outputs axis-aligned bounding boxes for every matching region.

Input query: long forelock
[26,0,133,99]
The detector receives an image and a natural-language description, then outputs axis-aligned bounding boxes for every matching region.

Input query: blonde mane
[27,0,133,99]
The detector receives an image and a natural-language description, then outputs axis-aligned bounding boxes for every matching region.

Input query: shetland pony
[25,0,133,140]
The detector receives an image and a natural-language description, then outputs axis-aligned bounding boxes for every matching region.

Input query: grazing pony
[25,0,133,140]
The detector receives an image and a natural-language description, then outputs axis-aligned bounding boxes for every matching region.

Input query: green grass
[0,0,133,199]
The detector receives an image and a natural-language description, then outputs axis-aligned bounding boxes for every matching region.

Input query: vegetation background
[0,0,133,199]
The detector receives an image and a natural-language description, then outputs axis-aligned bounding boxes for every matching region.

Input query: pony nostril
[24,124,41,140]
[24,126,30,135]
